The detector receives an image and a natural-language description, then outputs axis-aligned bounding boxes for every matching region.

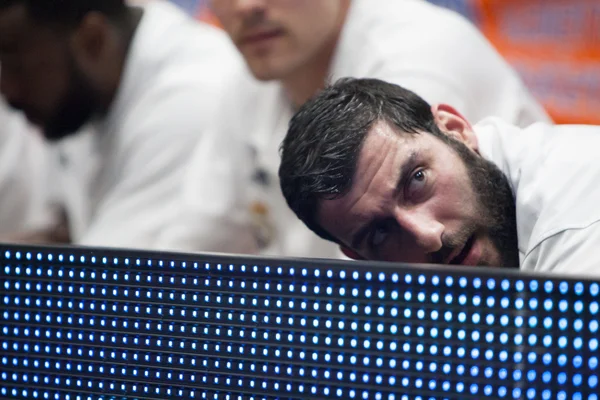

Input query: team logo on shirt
[249,166,276,250]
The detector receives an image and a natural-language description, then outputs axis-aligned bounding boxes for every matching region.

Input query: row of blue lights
[6,344,586,379]
[5,291,600,329]
[2,368,598,400]
[4,315,599,357]
[0,386,326,400]
[3,341,598,388]
[3,250,599,295]
[6,277,599,315]
[4,340,596,373]
[1,338,595,371]
[1,383,304,400]
[0,385,360,400]
[4,301,600,346]
[3,348,598,385]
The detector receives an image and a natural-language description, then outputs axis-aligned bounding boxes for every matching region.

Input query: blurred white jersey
[48,0,243,249]
[476,118,600,277]
[0,101,57,235]
[166,0,551,258]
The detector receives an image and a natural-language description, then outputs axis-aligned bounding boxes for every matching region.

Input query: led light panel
[1,244,599,400]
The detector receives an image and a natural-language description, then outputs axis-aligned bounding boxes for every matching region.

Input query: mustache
[238,10,281,37]
[428,228,474,264]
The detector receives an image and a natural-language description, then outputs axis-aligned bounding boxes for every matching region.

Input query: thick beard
[446,134,520,269]
[43,57,98,141]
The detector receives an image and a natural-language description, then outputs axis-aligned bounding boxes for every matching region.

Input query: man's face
[210,0,348,81]
[317,120,519,268]
[0,4,97,140]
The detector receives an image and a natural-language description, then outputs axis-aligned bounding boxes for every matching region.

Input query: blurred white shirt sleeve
[0,102,59,235]
[522,222,600,278]
[156,124,258,254]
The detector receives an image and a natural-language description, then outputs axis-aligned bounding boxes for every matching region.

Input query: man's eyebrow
[394,150,419,196]
[349,150,419,251]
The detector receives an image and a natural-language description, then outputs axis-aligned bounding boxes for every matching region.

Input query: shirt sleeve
[521,221,600,278]
[155,72,260,255]
[155,124,258,254]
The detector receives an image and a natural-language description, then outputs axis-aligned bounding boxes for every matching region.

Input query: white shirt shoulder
[476,118,600,276]
[58,1,245,248]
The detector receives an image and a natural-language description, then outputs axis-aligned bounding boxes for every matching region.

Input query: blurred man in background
[0,0,242,248]
[280,78,600,276]
[163,0,550,258]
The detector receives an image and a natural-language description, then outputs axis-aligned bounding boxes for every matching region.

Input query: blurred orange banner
[477,0,600,124]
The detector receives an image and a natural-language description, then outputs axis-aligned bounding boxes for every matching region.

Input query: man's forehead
[317,194,366,248]
[358,120,415,177]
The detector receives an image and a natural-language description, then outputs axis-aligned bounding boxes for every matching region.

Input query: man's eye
[407,169,427,198]
[369,223,391,248]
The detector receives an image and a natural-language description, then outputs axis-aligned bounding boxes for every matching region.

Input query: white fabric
[331,0,550,127]
[50,0,243,249]
[476,118,600,277]
[172,0,551,259]
[0,101,58,234]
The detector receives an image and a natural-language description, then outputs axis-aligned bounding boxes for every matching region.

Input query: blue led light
[559,281,569,294]
[558,336,568,349]
[559,318,568,330]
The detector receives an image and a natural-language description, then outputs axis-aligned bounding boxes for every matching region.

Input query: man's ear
[340,246,365,260]
[70,12,112,67]
[431,104,479,153]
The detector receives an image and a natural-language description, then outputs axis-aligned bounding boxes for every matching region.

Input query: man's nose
[393,207,444,254]
[233,0,267,14]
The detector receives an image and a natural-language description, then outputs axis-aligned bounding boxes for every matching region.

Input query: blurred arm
[156,125,258,254]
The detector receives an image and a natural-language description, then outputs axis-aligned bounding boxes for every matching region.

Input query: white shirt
[173,0,551,258]
[51,0,243,249]
[0,101,57,234]
[477,118,600,277]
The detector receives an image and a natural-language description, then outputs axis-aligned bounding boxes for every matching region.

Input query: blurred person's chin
[24,97,95,142]
[240,42,310,82]
[242,53,295,81]
[6,102,84,141]
[41,112,91,141]
[42,70,97,141]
